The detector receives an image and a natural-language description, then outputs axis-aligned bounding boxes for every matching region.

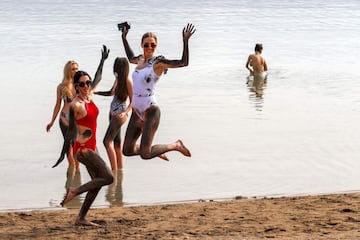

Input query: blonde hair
[60,60,78,98]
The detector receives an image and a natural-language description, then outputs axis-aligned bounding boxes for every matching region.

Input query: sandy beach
[0,193,359,239]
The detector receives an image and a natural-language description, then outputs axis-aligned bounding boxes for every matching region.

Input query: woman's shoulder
[56,82,64,89]
[71,96,86,106]
[149,55,165,65]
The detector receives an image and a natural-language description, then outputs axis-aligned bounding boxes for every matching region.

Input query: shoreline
[0,192,359,239]
[2,189,359,213]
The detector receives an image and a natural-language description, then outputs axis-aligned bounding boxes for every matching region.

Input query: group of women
[46,23,196,226]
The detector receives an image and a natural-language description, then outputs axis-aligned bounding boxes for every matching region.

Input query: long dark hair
[113,57,130,102]
[74,70,91,94]
[74,70,91,84]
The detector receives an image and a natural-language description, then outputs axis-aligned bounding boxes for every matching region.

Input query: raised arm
[121,25,142,64]
[92,45,110,90]
[154,23,196,75]
[52,107,77,168]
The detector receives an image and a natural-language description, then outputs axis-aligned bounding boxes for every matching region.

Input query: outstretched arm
[53,107,77,168]
[94,90,112,96]
[121,25,141,64]
[94,81,116,96]
[92,45,110,90]
[154,23,196,75]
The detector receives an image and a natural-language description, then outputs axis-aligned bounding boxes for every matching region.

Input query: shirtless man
[245,43,268,96]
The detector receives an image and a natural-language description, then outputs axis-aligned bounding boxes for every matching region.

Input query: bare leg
[141,140,191,159]
[114,143,124,169]
[66,147,75,166]
[68,145,81,171]
[140,106,191,159]
[60,119,79,170]
[104,138,117,171]
[75,187,101,226]
[158,154,169,161]
[122,112,143,157]
[104,114,126,171]
[122,110,163,159]
[62,150,113,225]
[175,139,191,157]
[61,187,77,206]
[104,116,120,170]
[75,151,114,193]
[114,114,127,169]
[123,107,190,160]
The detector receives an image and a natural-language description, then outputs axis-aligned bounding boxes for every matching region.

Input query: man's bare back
[245,43,268,75]
[245,43,268,96]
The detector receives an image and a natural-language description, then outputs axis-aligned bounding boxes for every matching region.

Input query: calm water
[0,0,359,211]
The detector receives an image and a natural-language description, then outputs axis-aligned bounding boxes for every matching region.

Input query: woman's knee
[105,174,114,185]
[122,145,132,156]
[146,105,161,118]
[103,136,112,148]
[140,153,152,159]
[104,172,114,185]
[139,147,152,159]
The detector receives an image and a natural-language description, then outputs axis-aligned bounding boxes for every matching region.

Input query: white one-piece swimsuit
[131,57,161,120]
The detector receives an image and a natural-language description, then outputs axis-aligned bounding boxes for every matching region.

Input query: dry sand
[0,193,359,239]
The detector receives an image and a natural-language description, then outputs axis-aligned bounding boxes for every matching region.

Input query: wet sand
[0,193,359,239]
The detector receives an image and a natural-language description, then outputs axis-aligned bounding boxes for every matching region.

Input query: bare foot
[75,218,100,227]
[158,154,169,161]
[176,140,191,157]
[61,187,77,207]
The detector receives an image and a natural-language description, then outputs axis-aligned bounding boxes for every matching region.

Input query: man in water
[245,43,268,96]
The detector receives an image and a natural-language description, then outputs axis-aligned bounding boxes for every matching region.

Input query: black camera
[117,21,130,32]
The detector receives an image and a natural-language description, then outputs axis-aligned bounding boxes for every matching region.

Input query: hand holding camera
[117,21,130,32]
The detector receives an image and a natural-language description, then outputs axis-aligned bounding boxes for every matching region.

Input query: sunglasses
[78,80,92,88]
[144,43,157,48]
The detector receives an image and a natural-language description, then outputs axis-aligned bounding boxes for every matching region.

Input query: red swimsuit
[73,100,99,154]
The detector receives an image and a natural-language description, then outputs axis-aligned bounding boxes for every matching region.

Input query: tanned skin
[54,46,114,227]
[120,24,195,161]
